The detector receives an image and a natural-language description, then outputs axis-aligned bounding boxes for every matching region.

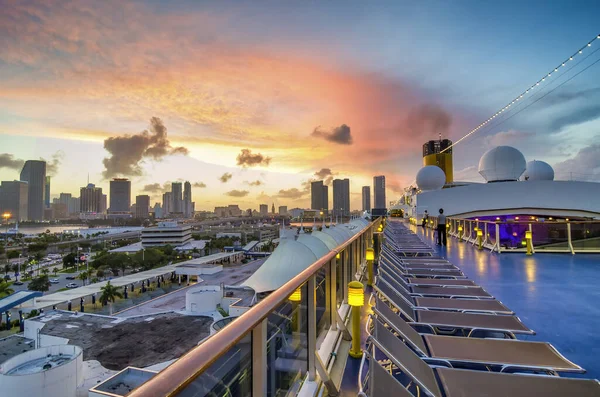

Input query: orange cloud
[0,0,464,190]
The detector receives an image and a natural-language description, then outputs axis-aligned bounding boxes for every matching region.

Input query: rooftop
[0,335,35,365]
[36,311,212,370]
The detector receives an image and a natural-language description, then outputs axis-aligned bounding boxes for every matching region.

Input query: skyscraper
[80,183,103,213]
[322,185,329,214]
[271,203,275,214]
[135,195,150,218]
[153,203,163,219]
[101,194,107,213]
[171,182,183,213]
[44,176,51,209]
[20,160,46,221]
[183,181,192,218]
[0,181,29,221]
[278,206,288,215]
[162,192,173,215]
[332,178,350,217]
[362,186,371,211]
[259,204,268,215]
[109,178,131,213]
[310,180,329,213]
[373,175,386,209]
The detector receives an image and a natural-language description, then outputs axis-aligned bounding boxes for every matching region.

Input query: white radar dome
[478,146,526,182]
[416,165,446,191]
[521,160,554,181]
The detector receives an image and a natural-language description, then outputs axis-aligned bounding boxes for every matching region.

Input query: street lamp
[3,212,10,244]
[348,281,365,358]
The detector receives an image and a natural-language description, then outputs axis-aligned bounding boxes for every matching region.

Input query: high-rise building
[271,203,275,214]
[162,192,173,216]
[362,186,371,211]
[109,178,131,213]
[135,195,150,218]
[322,185,329,214]
[59,193,71,208]
[373,175,386,209]
[69,197,80,215]
[153,203,163,219]
[80,183,103,213]
[423,139,453,183]
[310,181,329,213]
[171,182,183,214]
[0,181,29,221]
[51,202,67,219]
[332,178,350,217]
[278,206,288,215]
[183,181,192,218]
[20,160,46,221]
[259,204,268,215]
[44,176,51,209]
[101,194,108,214]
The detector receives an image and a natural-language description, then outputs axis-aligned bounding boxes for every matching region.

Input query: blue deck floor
[339,223,600,395]
[416,225,600,380]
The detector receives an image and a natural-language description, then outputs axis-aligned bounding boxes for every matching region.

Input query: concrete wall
[24,319,69,347]
[416,180,600,218]
[176,265,222,276]
[185,286,222,313]
[0,345,83,397]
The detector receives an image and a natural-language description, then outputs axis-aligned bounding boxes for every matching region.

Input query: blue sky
[0,0,599,209]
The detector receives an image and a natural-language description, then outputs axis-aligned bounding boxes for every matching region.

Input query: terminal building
[140,221,193,247]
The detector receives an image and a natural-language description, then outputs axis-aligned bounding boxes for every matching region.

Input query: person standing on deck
[422,210,428,228]
[437,208,447,246]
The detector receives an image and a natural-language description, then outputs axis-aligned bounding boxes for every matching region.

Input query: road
[8,268,90,294]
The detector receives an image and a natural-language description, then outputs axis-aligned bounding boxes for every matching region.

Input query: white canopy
[242,240,318,293]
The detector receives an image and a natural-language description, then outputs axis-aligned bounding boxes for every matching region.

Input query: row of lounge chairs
[358,220,600,396]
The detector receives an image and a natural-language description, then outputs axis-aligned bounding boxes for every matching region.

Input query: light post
[348,281,365,358]
[366,248,375,286]
[17,253,21,281]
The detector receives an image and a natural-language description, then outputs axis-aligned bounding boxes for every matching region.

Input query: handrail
[129,219,378,397]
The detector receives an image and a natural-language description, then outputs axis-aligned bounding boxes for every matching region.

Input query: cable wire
[441,33,600,153]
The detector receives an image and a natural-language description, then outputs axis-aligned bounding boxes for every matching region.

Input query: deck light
[336,253,340,259]
[496,217,501,221]
[348,281,364,358]
[477,229,483,250]
[525,231,532,239]
[477,229,483,237]
[525,231,533,256]
[458,225,463,232]
[289,288,302,302]
[348,281,364,307]
[365,248,374,261]
[515,216,519,220]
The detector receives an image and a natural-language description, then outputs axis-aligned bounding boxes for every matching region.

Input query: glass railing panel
[497,222,529,250]
[265,282,308,397]
[315,267,330,349]
[336,254,343,308]
[487,223,497,248]
[178,334,252,397]
[570,223,600,250]
[531,222,570,251]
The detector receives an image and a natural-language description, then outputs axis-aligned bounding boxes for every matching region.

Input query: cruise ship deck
[414,223,600,380]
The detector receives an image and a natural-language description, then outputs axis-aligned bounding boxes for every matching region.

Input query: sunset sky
[1,1,599,211]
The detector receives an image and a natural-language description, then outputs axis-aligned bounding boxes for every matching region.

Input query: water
[416,225,600,380]
[8,225,89,235]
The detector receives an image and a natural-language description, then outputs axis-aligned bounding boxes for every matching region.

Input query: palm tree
[78,271,88,286]
[41,268,49,277]
[0,282,14,298]
[52,267,59,276]
[99,281,123,315]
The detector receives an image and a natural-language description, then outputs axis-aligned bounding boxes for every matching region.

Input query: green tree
[132,248,164,271]
[7,251,20,259]
[0,282,15,298]
[28,242,48,254]
[28,275,51,292]
[52,267,59,276]
[99,281,123,315]
[41,268,49,276]
[96,268,105,279]
[3,264,9,275]
[63,253,77,269]
[78,271,88,286]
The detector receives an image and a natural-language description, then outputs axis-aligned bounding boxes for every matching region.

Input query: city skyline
[1,1,600,210]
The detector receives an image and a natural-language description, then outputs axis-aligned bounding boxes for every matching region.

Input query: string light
[442,33,600,153]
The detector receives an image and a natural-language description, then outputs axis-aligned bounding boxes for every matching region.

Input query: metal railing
[410,216,600,254]
[129,218,380,397]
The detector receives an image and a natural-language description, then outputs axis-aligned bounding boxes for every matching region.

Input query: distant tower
[171,182,183,213]
[373,176,386,209]
[183,181,192,218]
[362,186,371,211]
[422,139,453,184]
[332,178,350,217]
[20,160,46,221]
[44,176,51,209]
[109,178,131,214]
[271,203,275,214]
